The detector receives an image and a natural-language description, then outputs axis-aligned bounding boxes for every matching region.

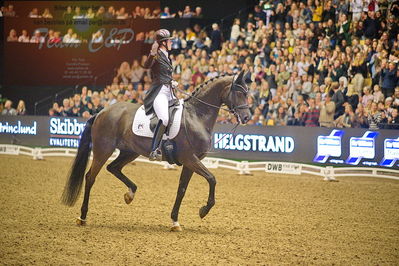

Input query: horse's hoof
[76,217,86,226]
[170,221,182,232]
[124,191,135,204]
[170,225,183,232]
[199,206,209,219]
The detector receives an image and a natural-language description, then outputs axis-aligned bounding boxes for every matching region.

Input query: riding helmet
[155,29,172,42]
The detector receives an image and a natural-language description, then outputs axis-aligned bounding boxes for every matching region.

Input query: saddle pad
[132,99,184,140]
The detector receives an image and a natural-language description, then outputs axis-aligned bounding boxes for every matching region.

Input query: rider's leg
[149,86,169,161]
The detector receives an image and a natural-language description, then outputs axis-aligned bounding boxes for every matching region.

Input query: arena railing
[1,144,398,181]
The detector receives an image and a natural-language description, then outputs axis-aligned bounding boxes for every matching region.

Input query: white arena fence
[1,144,398,181]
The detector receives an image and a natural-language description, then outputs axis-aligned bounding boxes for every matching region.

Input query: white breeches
[153,85,175,126]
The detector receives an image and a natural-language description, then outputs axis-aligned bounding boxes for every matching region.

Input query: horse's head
[223,70,252,124]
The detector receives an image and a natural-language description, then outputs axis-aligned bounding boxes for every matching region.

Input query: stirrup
[149,149,162,161]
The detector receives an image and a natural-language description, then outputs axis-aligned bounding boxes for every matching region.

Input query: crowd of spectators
[0,4,203,19]
[3,0,399,130]
[0,98,27,116]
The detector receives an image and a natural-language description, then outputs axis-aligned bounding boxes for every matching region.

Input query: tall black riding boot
[149,120,166,161]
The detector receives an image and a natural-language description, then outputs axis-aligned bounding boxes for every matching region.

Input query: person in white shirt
[62,28,74,43]
[350,0,363,22]
[30,30,45,43]
[18,30,30,42]
[91,30,104,43]
[230,18,241,43]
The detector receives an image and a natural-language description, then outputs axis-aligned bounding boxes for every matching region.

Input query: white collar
[160,48,169,58]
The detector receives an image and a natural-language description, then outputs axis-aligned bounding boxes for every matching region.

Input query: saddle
[132,99,184,166]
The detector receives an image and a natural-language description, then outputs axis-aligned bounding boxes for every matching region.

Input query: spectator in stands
[179,6,193,18]
[60,98,72,117]
[90,95,103,115]
[16,100,26,115]
[272,105,288,126]
[393,87,399,108]
[48,108,56,116]
[84,7,94,19]
[91,30,104,43]
[373,84,385,103]
[351,0,363,22]
[319,94,335,127]
[116,7,129,19]
[230,19,241,43]
[367,101,382,129]
[193,7,203,18]
[160,7,174,18]
[387,108,399,129]
[364,11,378,39]
[381,62,398,97]
[1,100,17,115]
[335,104,357,128]
[361,86,374,107]
[210,23,222,52]
[42,8,53,18]
[96,6,105,19]
[30,30,45,43]
[49,31,62,44]
[4,4,16,17]
[18,30,30,43]
[28,8,40,18]
[73,7,84,19]
[51,103,61,116]
[7,29,18,42]
[331,82,345,118]
[62,28,74,43]
[115,61,131,85]
[63,6,74,20]
[130,60,144,89]
[301,98,320,126]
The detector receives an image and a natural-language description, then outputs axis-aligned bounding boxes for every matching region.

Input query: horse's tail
[61,115,97,206]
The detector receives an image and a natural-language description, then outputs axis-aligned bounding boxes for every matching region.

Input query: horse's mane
[184,73,234,102]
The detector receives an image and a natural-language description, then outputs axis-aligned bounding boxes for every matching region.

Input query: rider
[143,29,178,161]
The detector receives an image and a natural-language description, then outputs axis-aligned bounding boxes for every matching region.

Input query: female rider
[143,29,178,161]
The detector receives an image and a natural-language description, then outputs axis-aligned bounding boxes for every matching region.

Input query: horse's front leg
[186,155,217,219]
[170,166,193,232]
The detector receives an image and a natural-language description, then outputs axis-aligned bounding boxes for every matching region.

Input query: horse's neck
[186,76,230,132]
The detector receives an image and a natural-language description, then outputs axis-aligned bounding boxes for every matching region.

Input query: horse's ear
[235,70,245,84]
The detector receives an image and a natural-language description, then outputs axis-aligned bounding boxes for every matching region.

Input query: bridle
[178,74,249,123]
[227,76,250,124]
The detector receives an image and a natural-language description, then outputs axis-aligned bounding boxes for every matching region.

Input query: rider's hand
[150,42,159,56]
[171,80,179,88]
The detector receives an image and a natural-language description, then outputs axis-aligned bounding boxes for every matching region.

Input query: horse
[61,70,251,231]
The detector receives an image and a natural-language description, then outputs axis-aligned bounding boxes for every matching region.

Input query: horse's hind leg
[77,150,113,225]
[106,151,139,204]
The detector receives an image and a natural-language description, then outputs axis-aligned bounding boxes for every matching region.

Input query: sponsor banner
[0,145,19,155]
[265,162,302,175]
[0,116,398,169]
[210,124,399,169]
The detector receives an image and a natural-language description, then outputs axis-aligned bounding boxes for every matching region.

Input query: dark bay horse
[61,70,251,231]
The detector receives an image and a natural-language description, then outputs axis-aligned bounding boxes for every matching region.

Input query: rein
[175,75,249,120]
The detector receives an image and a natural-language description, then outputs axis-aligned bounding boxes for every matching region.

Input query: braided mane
[185,73,234,102]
